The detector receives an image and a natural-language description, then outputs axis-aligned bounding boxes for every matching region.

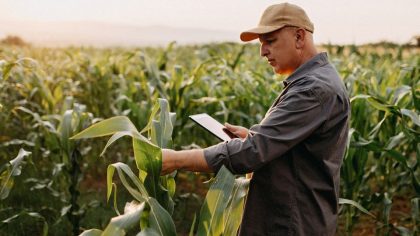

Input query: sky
[0,0,419,46]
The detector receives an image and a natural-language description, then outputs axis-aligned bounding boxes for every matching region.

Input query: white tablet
[189,113,238,142]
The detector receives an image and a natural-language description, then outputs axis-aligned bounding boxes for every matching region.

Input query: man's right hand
[224,123,249,139]
[224,123,253,179]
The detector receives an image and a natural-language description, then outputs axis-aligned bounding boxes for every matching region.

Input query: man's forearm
[161,149,213,175]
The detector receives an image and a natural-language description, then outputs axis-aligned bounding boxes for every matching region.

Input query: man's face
[259,27,300,75]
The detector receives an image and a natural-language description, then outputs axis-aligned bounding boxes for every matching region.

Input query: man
[162,3,350,236]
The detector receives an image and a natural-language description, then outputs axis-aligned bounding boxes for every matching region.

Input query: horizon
[0,0,419,47]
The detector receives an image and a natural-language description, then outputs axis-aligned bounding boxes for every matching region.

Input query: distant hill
[0,20,240,47]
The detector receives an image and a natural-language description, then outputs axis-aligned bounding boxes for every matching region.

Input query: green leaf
[133,138,162,199]
[191,97,219,104]
[15,106,57,132]
[339,198,376,219]
[102,201,146,236]
[79,229,103,236]
[197,166,235,236]
[1,211,48,236]
[142,98,175,149]
[137,228,160,236]
[106,163,176,236]
[107,163,148,203]
[382,193,392,224]
[147,198,177,236]
[165,176,176,198]
[0,148,31,199]
[58,110,73,144]
[71,116,157,156]
[351,94,400,114]
[139,98,176,214]
[157,98,175,148]
[112,183,121,216]
[395,226,411,236]
[189,214,197,236]
[1,61,17,81]
[133,138,174,215]
[384,149,409,168]
[368,114,388,138]
[350,94,371,103]
[393,85,412,105]
[401,109,420,127]
[224,177,250,236]
[411,170,420,196]
[100,131,132,157]
[71,116,146,142]
[140,100,161,134]
[385,132,405,150]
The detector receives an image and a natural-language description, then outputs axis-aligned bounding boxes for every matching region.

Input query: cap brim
[240,25,286,42]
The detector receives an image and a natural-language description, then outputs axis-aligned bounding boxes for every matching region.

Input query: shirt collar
[282,52,329,87]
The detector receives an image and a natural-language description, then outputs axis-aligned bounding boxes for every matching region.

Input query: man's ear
[295,28,306,49]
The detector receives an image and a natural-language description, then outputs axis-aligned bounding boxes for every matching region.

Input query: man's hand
[161,149,212,175]
[224,123,253,179]
[224,123,249,139]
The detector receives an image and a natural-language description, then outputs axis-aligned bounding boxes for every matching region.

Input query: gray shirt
[204,52,350,236]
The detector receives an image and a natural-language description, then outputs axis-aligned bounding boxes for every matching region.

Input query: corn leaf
[70,116,149,144]
[339,198,376,219]
[58,109,73,155]
[137,228,160,236]
[223,177,250,236]
[142,98,175,149]
[189,214,197,236]
[71,116,156,155]
[0,148,31,200]
[147,198,177,236]
[157,98,174,148]
[401,109,420,127]
[1,211,48,236]
[197,166,235,236]
[100,131,133,157]
[101,201,146,236]
[132,138,162,199]
[107,162,147,203]
[136,98,175,214]
[133,134,175,215]
[411,198,419,227]
[106,163,176,236]
[79,229,103,236]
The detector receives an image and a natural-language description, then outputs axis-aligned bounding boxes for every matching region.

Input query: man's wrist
[161,148,211,174]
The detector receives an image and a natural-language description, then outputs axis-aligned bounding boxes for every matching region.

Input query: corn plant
[0,149,50,236]
[0,148,31,200]
[71,98,249,235]
[333,45,420,235]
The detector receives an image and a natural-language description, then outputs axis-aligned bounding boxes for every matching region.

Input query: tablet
[189,113,238,142]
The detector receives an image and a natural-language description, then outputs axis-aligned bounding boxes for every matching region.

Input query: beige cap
[240,3,314,42]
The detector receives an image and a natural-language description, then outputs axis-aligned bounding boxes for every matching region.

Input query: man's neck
[300,46,318,66]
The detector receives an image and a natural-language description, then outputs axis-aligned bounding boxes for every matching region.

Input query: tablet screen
[189,113,238,142]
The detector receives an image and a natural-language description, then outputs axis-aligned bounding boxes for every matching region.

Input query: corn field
[0,42,419,235]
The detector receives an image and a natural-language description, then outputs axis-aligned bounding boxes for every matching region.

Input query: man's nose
[260,44,269,57]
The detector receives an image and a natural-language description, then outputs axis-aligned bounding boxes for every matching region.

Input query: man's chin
[273,67,281,74]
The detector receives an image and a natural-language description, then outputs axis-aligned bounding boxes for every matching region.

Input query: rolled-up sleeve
[204,88,326,174]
